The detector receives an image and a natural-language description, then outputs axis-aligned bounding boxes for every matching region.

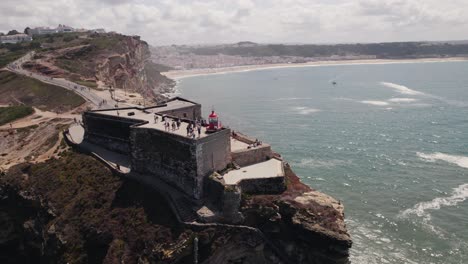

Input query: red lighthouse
[206,110,221,133]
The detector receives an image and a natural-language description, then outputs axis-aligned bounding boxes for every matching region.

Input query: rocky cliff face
[0,150,351,263]
[93,36,174,98]
[22,33,174,101]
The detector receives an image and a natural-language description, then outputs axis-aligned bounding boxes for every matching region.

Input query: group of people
[247,139,263,149]
[186,120,202,139]
[98,99,108,108]
[154,114,182,132]
[153,114,204,139]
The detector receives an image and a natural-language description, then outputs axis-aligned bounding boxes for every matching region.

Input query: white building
[57,24,74,33]
[0,34,32,44]
[90,28,106,34]
[27,24,75,36]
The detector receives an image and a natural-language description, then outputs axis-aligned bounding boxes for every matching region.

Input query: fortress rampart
[80,96,286,218]
[130,126,231,199]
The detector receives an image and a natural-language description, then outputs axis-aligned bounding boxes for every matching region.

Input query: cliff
[21,33,174,101]
[0,149,351,263]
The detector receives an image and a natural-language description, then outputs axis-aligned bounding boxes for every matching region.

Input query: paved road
[5,52,113,109]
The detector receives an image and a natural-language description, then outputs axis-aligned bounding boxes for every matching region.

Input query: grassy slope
[3,150,187,263]
[0,70,85,112]
[0,105,34,125]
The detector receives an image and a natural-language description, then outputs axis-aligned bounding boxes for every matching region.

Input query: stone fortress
[72,97,286,223]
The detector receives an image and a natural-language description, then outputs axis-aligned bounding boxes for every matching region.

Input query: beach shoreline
[162,57,468,80]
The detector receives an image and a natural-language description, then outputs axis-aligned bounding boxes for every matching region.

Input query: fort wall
[130,127,231,199]
[238,176,286,195]
[157,104,202,120]
[196,128,232,176]
[83,112,143,153]
[130,127,200,198]
[232,145,273,167]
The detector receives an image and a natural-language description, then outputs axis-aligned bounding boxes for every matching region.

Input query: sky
[1,0,468,46]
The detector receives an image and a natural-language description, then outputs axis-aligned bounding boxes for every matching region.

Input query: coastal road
[5,52,113,109]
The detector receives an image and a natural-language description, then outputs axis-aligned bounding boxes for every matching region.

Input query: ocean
[175,61,468,264]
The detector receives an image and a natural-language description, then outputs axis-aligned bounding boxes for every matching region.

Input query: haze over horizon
[1,0,468,46]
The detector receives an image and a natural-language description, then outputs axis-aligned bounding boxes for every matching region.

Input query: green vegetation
[3,150,182,263]
[0,41,41,68]
[74,80,98,89]
[0,105,34,125]
[0,70,85,112]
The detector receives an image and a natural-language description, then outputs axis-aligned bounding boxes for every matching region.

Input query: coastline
[162,57,468,80]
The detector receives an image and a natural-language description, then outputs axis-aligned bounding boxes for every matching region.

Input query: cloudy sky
[1,0,468,45]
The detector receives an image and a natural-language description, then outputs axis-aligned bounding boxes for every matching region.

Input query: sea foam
[380,82,425,96]
[417,152,468,169]
[400,183,468,222]
[292,107,320,115]
[360,100,390,106]
[388,98,418,103]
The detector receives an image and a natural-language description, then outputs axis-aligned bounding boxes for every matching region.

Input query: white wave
[400,183,468,223]
[360,100,390,106]
[292,106,320,115]
[388,98,418,103]
[270,97,314,101]
[294,158,349,168]
[380,82,425,96]
[417,152,468,169]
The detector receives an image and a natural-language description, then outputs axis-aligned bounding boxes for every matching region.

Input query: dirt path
[0,107,81,130]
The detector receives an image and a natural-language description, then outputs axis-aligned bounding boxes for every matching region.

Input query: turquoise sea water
[176,61,468,264]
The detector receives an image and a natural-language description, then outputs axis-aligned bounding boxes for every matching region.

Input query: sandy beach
[162,57,468,80]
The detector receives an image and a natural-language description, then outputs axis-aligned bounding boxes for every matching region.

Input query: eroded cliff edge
[21,33,174,101]
[0,149,351,263]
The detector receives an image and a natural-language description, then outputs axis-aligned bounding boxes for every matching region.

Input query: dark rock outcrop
[0,151,351,263]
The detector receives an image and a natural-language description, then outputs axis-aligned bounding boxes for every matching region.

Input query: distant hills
[152,40,468,70]
[180,41,468,59]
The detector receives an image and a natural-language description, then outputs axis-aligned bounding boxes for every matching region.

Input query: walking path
[5,52,112,108]
[0,107,81,130]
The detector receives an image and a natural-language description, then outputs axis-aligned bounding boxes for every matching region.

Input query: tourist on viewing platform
[186,123,191,136]
[176,118,181,129]
[171,121,176,131]
[164,121,170,131]
[154,114,158,123]
[197,123,201,137]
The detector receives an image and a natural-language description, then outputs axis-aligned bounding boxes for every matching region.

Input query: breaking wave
[294,158,349,168]
[360,100,390,106]
[399,184,468,224]
[292,107,321,115]
[269,97,314,101]
[417,152,468,169]
[388,98,418,103]
[380,82,425,96]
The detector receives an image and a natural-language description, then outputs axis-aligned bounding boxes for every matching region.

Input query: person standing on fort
[154,114,158,123]
[197,123,201,137]
[165,121,170,131]
[171,120,176,131]
[176,118,181,130]
[186,123,191,136]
